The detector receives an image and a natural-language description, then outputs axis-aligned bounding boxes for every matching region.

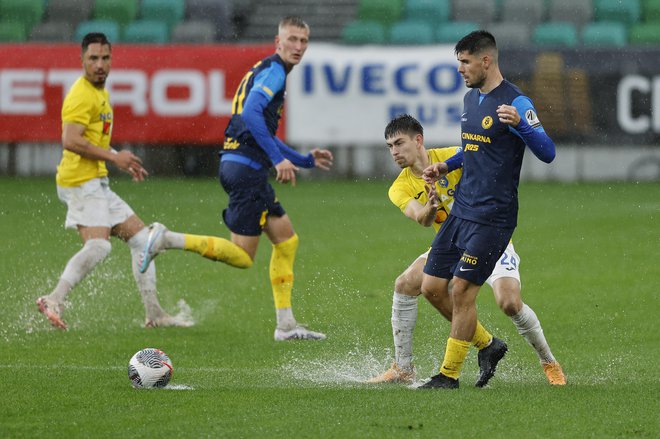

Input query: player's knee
[85,238,112,261]
[394,273,416,295]
[497,295,522,316]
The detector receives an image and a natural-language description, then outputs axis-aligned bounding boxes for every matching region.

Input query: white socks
[128,228,166,320]
[276,307,296,331]
[391,292,418,370]
[511,303,556,364]
[49,238,112,303]
[164,230,185,249]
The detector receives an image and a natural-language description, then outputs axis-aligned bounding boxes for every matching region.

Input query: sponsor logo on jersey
[481,115,493,129]
[525,109,541,128]
[414,191,424,199]
[462,132,491,143]
[465,143,479,152]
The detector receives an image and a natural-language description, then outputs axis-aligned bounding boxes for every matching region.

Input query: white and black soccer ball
[128,348,173,389]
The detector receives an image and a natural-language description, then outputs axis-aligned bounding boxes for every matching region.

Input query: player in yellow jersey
[367,114,565,386]
[36,33,254,330]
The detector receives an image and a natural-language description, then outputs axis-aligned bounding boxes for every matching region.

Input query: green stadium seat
[140,0,184,29]
[533,22,578,47]
[629,22,660,44]
[93,0,138,27]
[0,0,45,33]
[0,21,27,42]
[341,20,387,44]
[435,21,478,44]
[594,0,641,25]
[642,0,660,22]
[389,20,434,45]
[581,21,627,47]
[405,0,449,24]
[122,20,170,44]
[358,0,404,26]
[75,20,120,42]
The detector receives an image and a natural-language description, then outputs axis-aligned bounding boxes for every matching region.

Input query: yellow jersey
[56,76,113,187]
[388,147,463,233]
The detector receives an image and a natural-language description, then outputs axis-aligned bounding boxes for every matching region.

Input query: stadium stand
[594,0,641,25]
[0,22,26,42]
[533,22,578,47]
[123,19,170,43]
[642,0,660,22]
[581,21,627,47]
[548,0,594,29]
[140,0,185,30]
[486,22,532,48]
[0,0,44,34]
[341,19,387,44]
[436,21,479,44]
[451,0,497,27]
[358,0,403,26]
[242,0,356,41]
[171,20,216,43]
[75,19,120,42]
[500,0,545,26]
[186,0,235,41]
[93,0,138,28]
[629,22,660,44]
[404,0,450,25]
[389,19,434,45]
[30,21,75,42]
[45,0,94,28]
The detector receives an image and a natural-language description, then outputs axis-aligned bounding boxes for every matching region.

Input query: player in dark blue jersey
[218,16,333,341]
[418,31,558,389]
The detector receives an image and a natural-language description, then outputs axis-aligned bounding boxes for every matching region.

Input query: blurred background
[1,0,659,181]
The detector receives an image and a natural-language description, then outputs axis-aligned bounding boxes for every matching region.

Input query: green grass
[0,177,658,438]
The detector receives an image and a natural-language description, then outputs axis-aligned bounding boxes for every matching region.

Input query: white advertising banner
[287,43,467,147]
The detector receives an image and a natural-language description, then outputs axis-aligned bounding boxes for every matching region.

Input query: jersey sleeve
[511,95,556,163]
[61,84,93,126]
[251,63,286,102]
[388,177,415,213]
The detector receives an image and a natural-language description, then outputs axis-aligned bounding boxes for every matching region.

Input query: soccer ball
[128,348,173,389]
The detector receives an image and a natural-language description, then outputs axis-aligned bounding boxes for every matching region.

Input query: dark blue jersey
[453,80,530,228]
[222,54,288,168]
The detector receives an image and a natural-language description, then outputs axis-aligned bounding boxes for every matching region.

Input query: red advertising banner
[0,44,274,145]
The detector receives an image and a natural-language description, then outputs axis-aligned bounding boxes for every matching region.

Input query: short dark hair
[81,32,111,54]
[279,16,309,31]
[384,114,424,140]
[454,30,496,55]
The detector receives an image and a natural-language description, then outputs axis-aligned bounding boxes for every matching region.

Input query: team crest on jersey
[437,177,448,188]
[482,116,493,129]
[525,109,541,128]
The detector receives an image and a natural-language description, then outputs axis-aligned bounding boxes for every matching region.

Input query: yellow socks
[471,321,493,350]
[440,337,471,379]
[183,234,252,268]
[269,234,299,309]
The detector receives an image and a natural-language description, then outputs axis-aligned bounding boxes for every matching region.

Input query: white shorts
[57,177,135,230]
[417,241,521,286]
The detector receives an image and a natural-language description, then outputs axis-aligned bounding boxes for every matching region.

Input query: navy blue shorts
[423,215,514,286]
[219,160,286,236]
